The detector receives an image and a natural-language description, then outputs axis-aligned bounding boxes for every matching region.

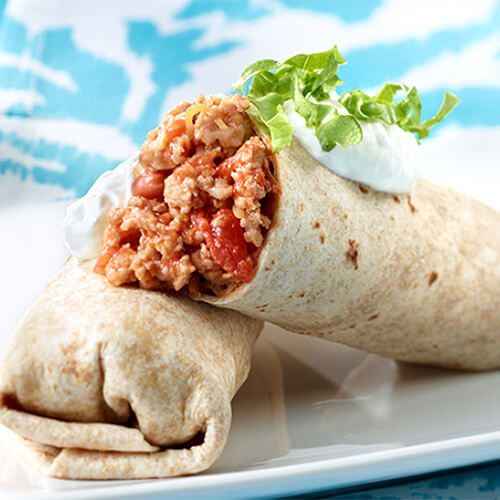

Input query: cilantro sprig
[233,47,459,152]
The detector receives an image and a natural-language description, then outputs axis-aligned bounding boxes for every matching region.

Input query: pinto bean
[132,171,167,200]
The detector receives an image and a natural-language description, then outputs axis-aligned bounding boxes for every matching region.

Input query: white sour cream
[62,153,138,260]
[283,97,423,193]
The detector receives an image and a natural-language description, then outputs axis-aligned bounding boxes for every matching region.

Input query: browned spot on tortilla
[264,267,271,271]
[61,336,85,356]
[320,234,325,244]
[408,196,417,213]
[413,283,419,289]
[345,239,359,270]
[61,359,95,385]
[332,207,337,215]
[314,221,320,229]
[300,203,304,212]
[349,323,357,329]
[298,292,305,298]
[393,195,400,203]
[428,271,439,286]
[368,314,379,321]
[359,185,369,194]
[344,213,348,219]
[390,216,396,222]
[271,260,275,265]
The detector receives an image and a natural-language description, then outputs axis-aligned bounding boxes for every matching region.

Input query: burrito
[65,48,500,371]
[0,258,261,479]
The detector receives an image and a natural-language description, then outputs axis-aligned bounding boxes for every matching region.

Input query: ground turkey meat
[95,94,277,295]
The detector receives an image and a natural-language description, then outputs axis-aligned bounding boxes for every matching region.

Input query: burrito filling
[95,94,277,295]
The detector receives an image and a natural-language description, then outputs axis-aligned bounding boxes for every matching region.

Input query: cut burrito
[65,49,500,371]
[202,139,500,371]
[0,258,261,479]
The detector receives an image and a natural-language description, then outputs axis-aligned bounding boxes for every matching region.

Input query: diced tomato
[205,208,254,282]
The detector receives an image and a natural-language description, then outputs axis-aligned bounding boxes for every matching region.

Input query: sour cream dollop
[283,97,423,193]
[63,153,138,260]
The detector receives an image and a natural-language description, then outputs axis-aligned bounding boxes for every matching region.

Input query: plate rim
[3,429,500,500]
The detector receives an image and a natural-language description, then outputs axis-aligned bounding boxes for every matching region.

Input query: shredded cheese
[215,118,229,130]
[185,103,229,136]
[232,207,245,219]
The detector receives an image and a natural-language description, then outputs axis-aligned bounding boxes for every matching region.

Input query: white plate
[2,201,500,500]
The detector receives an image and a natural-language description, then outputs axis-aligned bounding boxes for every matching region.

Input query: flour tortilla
[0,258,261,479]
[200,139,500,371]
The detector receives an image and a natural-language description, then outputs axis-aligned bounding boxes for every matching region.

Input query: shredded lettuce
[340,84,460,141]
[233,47,459,152]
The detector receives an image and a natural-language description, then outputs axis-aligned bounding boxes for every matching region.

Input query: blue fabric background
[1,0,499,207]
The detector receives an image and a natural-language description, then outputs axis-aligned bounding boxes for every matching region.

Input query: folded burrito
[82,92,500,371]
[0,258,262,479]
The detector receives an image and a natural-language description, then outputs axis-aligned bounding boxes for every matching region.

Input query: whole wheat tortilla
[0,258,262,479]
[200,139,500,371]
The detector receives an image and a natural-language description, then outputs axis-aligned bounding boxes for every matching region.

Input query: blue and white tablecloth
[1,1,500,498]
[1,0,499,207]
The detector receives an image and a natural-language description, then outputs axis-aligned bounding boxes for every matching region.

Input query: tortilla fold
[200,139,500,371]
[0,258,261,479]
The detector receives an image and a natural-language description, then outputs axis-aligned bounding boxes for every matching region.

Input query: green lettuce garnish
[233,47,459,152]
[340,84,460,141]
